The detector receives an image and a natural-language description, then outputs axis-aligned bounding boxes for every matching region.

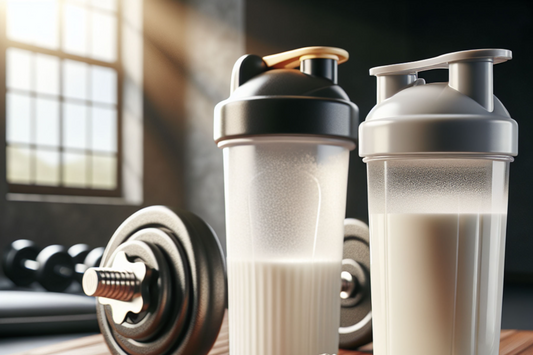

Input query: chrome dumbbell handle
[82,251,151,324]
[340,270,358,300]
[83,269,139,301]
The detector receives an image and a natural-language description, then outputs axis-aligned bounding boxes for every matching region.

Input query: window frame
[2,0,123,198]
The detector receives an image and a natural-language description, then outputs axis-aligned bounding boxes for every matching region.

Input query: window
[4,0,122,197]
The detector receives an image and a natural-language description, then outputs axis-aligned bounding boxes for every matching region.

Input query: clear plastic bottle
[359,49,518,355]
[215,47,359,355]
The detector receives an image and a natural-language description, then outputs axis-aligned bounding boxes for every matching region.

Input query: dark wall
[245,0,533,277]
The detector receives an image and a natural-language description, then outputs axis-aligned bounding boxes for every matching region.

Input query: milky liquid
[228,260,341,355]
[370,213,507,355]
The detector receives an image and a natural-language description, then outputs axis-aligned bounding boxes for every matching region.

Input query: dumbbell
[2,240,75,292]
[340,218,372,348]
[81,206,372,355]
[68,244,105,283]
[82,206,225,355]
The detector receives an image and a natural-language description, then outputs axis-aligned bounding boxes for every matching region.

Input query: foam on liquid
[228,260,341,355]
[370,213,507,355]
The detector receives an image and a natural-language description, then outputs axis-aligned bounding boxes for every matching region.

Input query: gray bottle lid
[359,49,518,157]
[214,47,359,148]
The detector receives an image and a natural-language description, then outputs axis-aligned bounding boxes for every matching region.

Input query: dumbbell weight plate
[68,244,91,264]
[2,240,40,287]
[84,247,104,268]
[96,206,226,355]
[339,218,372,349]
[35,245,75,293]
[71,246,105,284]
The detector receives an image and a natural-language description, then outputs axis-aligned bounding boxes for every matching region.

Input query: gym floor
[0,280,531,355]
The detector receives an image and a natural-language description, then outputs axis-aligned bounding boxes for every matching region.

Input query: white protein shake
[228,260,341,355]
[370,213,507,355]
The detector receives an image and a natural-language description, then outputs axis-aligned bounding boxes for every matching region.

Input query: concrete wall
[143,0,244,253]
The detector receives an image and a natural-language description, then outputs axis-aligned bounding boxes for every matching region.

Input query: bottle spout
[263,46,349,84]
[449,60,494,111]
[376,74,418,103]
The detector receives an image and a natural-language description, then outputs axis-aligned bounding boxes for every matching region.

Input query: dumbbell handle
[82,251,151,324]
[83,268,139,301]
[23,258,74,278]
[340,270,358,299]
[84,256,361,325]
[23,259,39,271]
[85,265,358,303]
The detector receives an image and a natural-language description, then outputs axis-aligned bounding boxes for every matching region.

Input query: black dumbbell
[68,244,104,283]
[3,240,75,292]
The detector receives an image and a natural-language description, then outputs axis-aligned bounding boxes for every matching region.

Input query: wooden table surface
[13,315,533,355]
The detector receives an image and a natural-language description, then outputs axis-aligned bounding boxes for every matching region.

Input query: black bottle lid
[214,47,359,147]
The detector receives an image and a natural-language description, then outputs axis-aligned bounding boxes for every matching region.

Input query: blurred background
[0,0,531,335]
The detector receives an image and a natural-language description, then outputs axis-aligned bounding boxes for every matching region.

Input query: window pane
[122,0,142,30]
[7,0,58,49]
[7,146,32,184]
[63,4,88,57]
[63,60,88,100]
[91,10,117,62]
[33,0,59,49]
[6,0,34,44]
[91,106,116,153]
[91,0,115,11]
[6,93,32,144]
[63,152,87,187]
[35,149,60,186]
[6,48,32,91]
[92,155,116,189]
[63,102,88,150]
[36,54,60,96]
[36,98,60,147]
[91,66,117,104]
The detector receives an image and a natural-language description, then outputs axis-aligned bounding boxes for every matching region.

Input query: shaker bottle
[359,49,518,355]
[214,47,359,355]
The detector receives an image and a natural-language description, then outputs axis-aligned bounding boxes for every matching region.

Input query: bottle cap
[214,47,359,148]
[359,49,518,157]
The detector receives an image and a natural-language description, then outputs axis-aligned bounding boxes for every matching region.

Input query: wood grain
[12,316,533,355]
